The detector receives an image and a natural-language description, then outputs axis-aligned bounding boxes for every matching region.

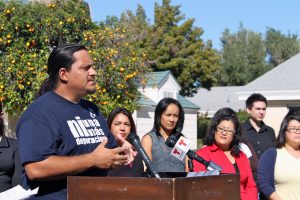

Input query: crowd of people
[0,43,299,200]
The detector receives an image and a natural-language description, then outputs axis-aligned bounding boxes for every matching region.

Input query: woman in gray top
[141,98,187,172]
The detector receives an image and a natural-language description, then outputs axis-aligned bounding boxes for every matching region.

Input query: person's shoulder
[265,147,276,153]
[265,124,275,132]
[144,130,155,138]
[17,92,57,126]
[3,136,18,147]
[237,150,249,159]
[259,148,277,166]
[23,91,54,112]
[260,120,274,130]
[4,136,17,143]
[18,97,44,120]
[239,143,252,158]
[142,133,152,141]
[241,119,249,126]
[261,148,277,158]
[241,119,251,130]
[141,133,153,149]
[241,120,253,135]
[196,145,209,153]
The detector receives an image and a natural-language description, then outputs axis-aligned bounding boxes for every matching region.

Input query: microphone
[165,134,222,172]
[127,133,161,179]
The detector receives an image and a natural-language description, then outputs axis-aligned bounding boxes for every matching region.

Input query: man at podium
[16,44,134,199]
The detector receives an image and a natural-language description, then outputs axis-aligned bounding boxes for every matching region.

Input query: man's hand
[90,137,130,169]
[115,133,137,165]
[24,136,134,181]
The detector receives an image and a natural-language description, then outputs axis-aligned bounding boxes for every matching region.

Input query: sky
[85,0,300,50]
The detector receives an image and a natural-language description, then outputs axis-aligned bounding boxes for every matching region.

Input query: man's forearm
[25,154,95,181]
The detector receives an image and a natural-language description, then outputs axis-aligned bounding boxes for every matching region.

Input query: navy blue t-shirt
[16,91,117,199]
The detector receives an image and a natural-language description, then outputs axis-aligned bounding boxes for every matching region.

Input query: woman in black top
[0,103,21,192]
[107,108,144,177]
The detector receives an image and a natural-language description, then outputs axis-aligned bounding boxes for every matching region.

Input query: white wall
[135,107,155,139]
[157,76,180,100]
[140,74,181,103]
[264,107,287,136]
[264,100,300,135]
[139,87,159,103]
[181,111,198,150]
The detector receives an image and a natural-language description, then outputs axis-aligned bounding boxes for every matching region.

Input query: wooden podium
[68,174,240,200]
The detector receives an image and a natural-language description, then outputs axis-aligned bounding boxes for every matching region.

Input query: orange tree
[82,22,151,116]
[0,0,150,117]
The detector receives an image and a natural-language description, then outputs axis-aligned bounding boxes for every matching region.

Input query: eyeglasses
[286,127,300,134]
[216,126,235,135]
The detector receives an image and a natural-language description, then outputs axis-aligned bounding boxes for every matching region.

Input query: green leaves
[265,28,300,68]
[218,25,269,86]
[81,26,150,116]
[0,0,92,115]
[218,25,300,86]
[0,0,151,117]
[145,0,220,96]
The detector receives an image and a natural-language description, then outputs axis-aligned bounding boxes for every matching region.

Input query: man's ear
[58,68,68,82]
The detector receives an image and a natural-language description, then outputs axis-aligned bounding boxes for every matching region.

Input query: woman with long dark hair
[141,97,188,172]
[193,107,257,200]
[214,107,258,173]
[107,108,144,177]
[257,110,300,200]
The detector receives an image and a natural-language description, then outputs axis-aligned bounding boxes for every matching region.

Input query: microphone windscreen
[127,132,139,145]
[165,133,184,147]
[165,135,177,147]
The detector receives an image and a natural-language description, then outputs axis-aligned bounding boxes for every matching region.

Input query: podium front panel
[68,176,173,200]
[68,174,240,200]
[174,174,240,200]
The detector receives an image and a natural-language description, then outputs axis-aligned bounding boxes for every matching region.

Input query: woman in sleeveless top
[141,98,188,173]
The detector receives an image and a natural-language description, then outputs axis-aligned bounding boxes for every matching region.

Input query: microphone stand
[186,150,222,172]
[188,159,194,172]
[127,133,161,179]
